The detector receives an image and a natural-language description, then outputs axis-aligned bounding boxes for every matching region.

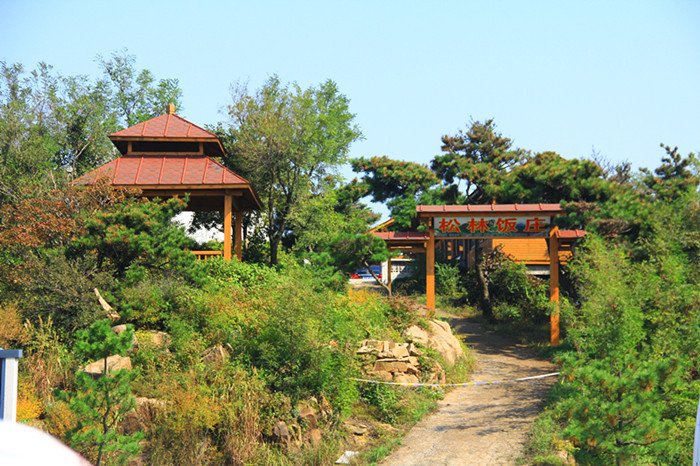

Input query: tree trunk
[474,240,493,320]
[363,260,392,296]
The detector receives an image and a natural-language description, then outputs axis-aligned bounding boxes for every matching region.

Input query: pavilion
[74,105,262,261]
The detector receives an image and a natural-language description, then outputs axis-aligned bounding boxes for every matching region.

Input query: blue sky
[1,0,698,217]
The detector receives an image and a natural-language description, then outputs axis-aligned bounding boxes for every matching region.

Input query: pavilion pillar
[223,192,233,261]
[234,210,242,261]
[549,227,560,346]
[426,218,435,309]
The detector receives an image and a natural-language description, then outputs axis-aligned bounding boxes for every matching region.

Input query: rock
[122,397,166,434]
[273,421,291,444]
[142,331,171,349]
[112,324,128,334]
[303,428,322,446]
[373,359,408,373]
[298,407,318,429]
[360,339,384,351]
[425,320,463,365]
[83,355,132,376]
[335,451,359,464]
[404,325,430,346]
[390,344,410,359]
[368,370,393,381]
[393,373,420,384]
[319,395,332,417]
[201,345,228,365]
[405,364,421,376]
[403,319,464,366]
[112,325,138,348]
[408,343,422,356]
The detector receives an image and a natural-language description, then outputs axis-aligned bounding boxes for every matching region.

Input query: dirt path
[380,316,557,466]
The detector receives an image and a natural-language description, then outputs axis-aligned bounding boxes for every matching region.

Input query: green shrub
[435,262,464,296]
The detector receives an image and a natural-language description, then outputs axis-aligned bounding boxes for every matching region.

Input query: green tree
[329,232,394,293]
[98,49,183,127]
[58,319,143,465]
[641,144,698,202]
[69,196,201,284]
[432,119,526,204]
[223,75,362,264]
[350,156,439,230]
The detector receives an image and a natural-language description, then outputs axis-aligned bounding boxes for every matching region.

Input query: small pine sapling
[57,319,143,465]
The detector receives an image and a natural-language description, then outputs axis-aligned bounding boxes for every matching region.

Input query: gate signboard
[418,203,565,346]
[435,215,550,238]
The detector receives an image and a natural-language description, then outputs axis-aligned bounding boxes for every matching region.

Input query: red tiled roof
[110,113,217,140]
[556,229,586,239]
[74,155,250,186]
[373,231,429,241]
[416,204,564,214]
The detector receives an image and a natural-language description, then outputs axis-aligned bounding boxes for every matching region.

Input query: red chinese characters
[496,217,517,233]
[437,218,461,233]
[524,217,547,232]
[467,218,490,233]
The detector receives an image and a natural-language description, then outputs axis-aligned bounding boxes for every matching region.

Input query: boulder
[83,355,132,376]
[403,319,464,366]
[368,370,393,381]
[389,343,410,359]
[298,407,318,429]
[303,428,322,446]
[393,373,420,384]
[201,345,228,365]
[373,359,408,373]
[318,395,332,418]
[273,421,291,444]
[139,330,171,349]
[122,397,167,434]
[112,325,138,348]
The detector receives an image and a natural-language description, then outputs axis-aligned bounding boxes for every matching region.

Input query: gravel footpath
[380,317,557,466]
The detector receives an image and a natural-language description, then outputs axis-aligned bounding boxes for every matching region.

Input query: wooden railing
[191,250,224,261]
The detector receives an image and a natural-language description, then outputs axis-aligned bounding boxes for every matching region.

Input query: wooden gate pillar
[549,227,560,346]
[426,218,435,309]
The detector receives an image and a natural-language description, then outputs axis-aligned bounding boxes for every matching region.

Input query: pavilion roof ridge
[110,113,219,140]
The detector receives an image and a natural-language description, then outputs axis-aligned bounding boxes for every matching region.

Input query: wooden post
[387,256,392,293]
[0,349,22,422]
[234,210,242,261]
[427,218,435,309]
[223,192,232,261]
[549,227,560,346]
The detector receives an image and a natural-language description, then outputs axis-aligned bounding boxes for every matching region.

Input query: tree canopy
[222,75,363,264]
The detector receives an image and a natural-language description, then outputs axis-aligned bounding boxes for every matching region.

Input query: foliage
[68,196,202,284]
[545,228,699,465]
[350,156,439,229]
[432,119,525,204]
[57,319,142,465]
[434,262,464,296]
[223,75,363,264]
[97,49,183,128]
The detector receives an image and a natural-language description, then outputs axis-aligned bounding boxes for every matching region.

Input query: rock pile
[356,319,465,385]
[356,339,445,385]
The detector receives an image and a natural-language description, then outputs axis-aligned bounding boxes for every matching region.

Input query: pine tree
[57,319,143,465]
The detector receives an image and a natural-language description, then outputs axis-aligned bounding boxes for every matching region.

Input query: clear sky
[1,0,699,216]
